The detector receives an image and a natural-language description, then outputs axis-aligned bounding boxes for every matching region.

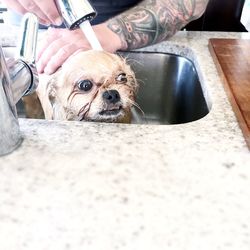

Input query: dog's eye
[77,80,93,91]
[116,73,127,83]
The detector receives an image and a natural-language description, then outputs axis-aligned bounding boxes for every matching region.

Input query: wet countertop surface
[0,28,250,250]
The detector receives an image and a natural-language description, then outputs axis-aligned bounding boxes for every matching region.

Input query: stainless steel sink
[14,50,209,124]
[119,51,209,124]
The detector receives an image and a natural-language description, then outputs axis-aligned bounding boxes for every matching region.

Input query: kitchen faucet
[0,13,39,156]
[0,0,97,156]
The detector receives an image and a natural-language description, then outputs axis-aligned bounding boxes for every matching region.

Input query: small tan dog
[32,50,138,123]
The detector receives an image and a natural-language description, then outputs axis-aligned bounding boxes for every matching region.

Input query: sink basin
[14,50,209,124]
[119,51,209,124]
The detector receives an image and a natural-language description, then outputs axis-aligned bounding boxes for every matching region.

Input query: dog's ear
[37,71,59,120]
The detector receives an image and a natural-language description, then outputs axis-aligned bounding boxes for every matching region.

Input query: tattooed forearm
[107,0,209,50]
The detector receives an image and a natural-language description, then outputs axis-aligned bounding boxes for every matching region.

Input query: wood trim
[209,38,250,149]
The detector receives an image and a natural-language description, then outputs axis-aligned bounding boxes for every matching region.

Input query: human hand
[2,0,62,25]
[36,23,123,74]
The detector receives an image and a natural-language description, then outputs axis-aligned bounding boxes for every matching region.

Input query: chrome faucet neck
[0,13,39,156]
[0,46,21,156]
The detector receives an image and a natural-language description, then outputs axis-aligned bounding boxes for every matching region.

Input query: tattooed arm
[36,0,208,74]
[107,0,209,50]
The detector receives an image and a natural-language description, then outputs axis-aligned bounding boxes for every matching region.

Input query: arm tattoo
[107,0,209,50]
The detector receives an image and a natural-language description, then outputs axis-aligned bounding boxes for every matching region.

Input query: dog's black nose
[102,90,120,104]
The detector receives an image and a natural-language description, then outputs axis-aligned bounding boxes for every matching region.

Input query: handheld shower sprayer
[55,0,103,50]
[54,0,97,30]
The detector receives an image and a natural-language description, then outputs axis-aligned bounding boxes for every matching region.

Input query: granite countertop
[0,28,250,250]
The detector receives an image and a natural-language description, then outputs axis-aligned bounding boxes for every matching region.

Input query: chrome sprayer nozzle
[55,0,97,30]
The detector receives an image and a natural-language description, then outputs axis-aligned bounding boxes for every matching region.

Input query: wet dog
[32,50,138,123]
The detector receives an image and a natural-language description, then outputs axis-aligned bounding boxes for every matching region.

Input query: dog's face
[37,50,138,123]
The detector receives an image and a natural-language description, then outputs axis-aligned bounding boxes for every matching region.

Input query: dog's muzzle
[102,90,120,104]
[99,90,123,117]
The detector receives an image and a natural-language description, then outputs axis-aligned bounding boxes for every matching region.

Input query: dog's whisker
[67,91,78,105]
[78,103,90,121]
[79,87,101,121]
[128,99,145,116]
[125,58,143,67]
[67,84,79,104]
[134,78,145,86]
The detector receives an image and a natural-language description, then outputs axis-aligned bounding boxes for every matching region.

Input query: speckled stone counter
[0,30,250,250]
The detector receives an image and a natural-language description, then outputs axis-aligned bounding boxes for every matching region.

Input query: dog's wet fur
[26,50,138,123]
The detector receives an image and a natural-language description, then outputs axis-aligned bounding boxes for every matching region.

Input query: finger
[36,28,63,61]
[42,41,87,75]
[38,19,51,26]
[3,0,27,15]
[37,37,73,73]
[44,44,81,74]
[17,0,51,24]
[33,0,62,26]
[3,0,50,25]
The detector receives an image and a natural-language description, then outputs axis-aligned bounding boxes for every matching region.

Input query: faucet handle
[18,13,39,64]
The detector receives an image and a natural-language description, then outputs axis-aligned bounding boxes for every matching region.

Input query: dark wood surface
[209,38,250,149]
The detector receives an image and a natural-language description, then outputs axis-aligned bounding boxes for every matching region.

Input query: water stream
[80,20,103,50]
